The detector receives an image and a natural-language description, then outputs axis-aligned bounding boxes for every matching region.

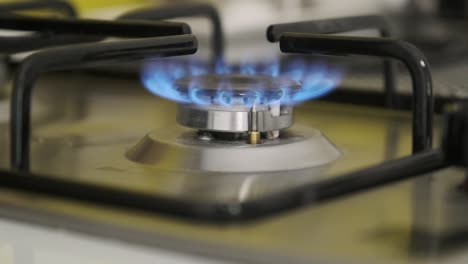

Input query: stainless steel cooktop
[0,69,467,263]
[1,1,468,263]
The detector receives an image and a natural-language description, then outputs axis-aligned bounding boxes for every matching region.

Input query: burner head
[177,103,293,133]
[174,74,301,106]
[174,74,299,136]
[175,74,301,93]
[142,59,344,106]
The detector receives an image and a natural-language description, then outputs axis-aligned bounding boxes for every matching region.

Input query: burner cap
[174,74,301,96]
[174,74,299,135]
[177,103,294,133]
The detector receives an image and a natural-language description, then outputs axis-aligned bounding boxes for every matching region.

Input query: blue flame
[262,59,280,77]
[215,59,231,74]
[284,60,307,81]
[216,81,235,106]
[243,90,263,107]
[188,79,212,105]
[141,63,189,103]
[240,61,256,75]
[218,90,233,106]
[289,65,343,104]
[141,58,343,106]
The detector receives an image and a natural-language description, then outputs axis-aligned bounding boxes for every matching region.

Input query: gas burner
[128,66,343,173]
[174,74,299,143]
[126,126,341,173]
[141,59,344,108]
[128,75,341,173]
[176,103,293,139]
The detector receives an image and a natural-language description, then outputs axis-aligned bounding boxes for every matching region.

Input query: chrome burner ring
[177,104,293,133]
[174,74,298,134]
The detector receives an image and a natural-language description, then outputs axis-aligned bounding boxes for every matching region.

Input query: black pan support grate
[2,5,463,222]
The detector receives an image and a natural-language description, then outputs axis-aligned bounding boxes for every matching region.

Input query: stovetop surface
[0,67,431,202]
[0,69,467,263]
[1,1,468,262]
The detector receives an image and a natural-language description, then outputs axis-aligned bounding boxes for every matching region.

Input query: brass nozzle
[247,105,261,144]
[248,131,261,144]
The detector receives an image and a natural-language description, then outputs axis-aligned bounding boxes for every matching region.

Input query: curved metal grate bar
[10,30,197,171]
[279,33,433,153]
[0,15,191,54]
[267,15,397,108]
[119,3,223,64]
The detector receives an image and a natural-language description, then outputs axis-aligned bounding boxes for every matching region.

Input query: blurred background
[0,0,466,103]
[1,0,463,63]
[63,0,410,62]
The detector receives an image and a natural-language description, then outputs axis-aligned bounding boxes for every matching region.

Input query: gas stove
[131,56,344,174]
[1,1,468,264]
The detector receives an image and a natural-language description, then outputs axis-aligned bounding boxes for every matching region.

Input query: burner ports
[176,104,293,138]
[129,74,341,172]
[174,74,299,143]
[174,74,301,97]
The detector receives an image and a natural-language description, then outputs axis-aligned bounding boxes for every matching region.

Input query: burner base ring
[176,103,293,133]
[126,126,341,173]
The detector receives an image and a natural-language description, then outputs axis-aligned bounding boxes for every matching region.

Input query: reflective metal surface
[126,126,341,173]
[177,103,293,132]
[1,70,468,263]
